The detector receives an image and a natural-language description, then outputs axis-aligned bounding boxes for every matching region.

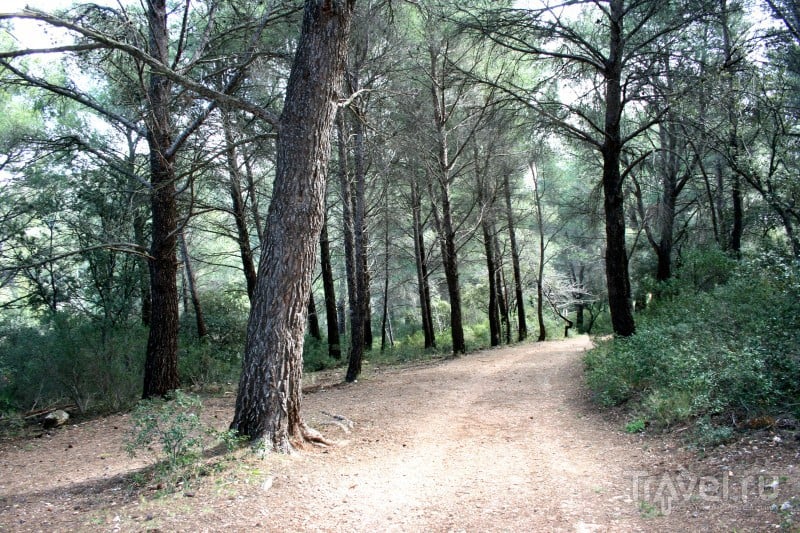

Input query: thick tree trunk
[179,231,207,339]
[601,0,635,337]
[223,111,258,300]
[503,173,527,341]
[319,208,341,358]
[231,0,354,451]
[142,0,180,398]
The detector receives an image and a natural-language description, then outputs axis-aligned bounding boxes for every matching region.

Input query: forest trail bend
[0,336,791,532]
[290,336,650,532]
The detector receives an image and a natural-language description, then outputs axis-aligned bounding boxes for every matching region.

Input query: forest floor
[1,335,799,532]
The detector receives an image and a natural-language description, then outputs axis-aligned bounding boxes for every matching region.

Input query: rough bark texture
[601,0,635,337]
[142,0,180,398]
[231,0,354,451]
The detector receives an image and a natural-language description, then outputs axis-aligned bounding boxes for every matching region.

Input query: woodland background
[0,0,798,442]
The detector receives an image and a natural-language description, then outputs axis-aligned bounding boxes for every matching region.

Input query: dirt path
[0,337,796,532]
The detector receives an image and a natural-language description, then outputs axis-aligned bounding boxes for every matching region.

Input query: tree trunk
[503,173,527,341]
[380,193,393,351]
[601,0,635,337]
[492,227,510,344]
[179,230,207,339]
[319,206,341,358]
[231,0,354,451]
[142,0,180,398]
[439,182,466,354]
[337,112,366,382]
[411,179,436,349]
[478,177,500,347]
[223,111,258,300]
[308,291,322,340]
[352,104,373,354]
[482,217,501,347]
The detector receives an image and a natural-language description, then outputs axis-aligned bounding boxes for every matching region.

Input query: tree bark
[503,172,527,341]
[411,178,436,349]
[222,111,258,300]
[308,291,322,341]
[482,216,501,347]
[142,0,180,398]
[231,0,354,451]
[319,204,341,358]
[179,230,207,339]
[601,0,635,337]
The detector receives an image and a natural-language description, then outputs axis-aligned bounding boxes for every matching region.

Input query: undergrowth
[585,249,800,444]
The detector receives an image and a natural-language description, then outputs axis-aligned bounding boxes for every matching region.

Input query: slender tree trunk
[503,173,527,341]
[478,175,501,347]
[337,112,366,382]
[231,0,354,451]
[345,143,368,379]
[429,45,465,355]
[319,206,341,358]
[601,0,635,337]
[223,111,258,300]
[438,182,466,354]
[142,0,180,398]
[492,228,510,344]
[307,291,322,340]
[380,194,393,351]
[179,231,207,339]
[133,192,151,327]
[244,158,265,244]
[411,179,436,348]
[721,0,743,258]
[482,217,501,347]
[352,106,372,354]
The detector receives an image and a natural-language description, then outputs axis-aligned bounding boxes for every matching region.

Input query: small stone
[261,477,274,491]
[773,436,782,444]
[780,501,793,511]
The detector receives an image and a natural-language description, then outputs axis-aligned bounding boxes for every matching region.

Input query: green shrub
[585,250,800,439]
[125,390,206,490]
[0,312,145,413]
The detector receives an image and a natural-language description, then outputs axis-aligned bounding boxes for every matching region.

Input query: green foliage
[0,312,145,413]
[624,418,646,433]
[125,391,206,490]
[585,249,800,440]
[303,336,342,372]
[180,289,249,387]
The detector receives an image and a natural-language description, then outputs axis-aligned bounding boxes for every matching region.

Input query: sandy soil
[0,336,798,532]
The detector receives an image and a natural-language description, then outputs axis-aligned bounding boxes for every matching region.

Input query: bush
[0,312,145,413]
[585,249,800,438]
[125,390,206,490]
